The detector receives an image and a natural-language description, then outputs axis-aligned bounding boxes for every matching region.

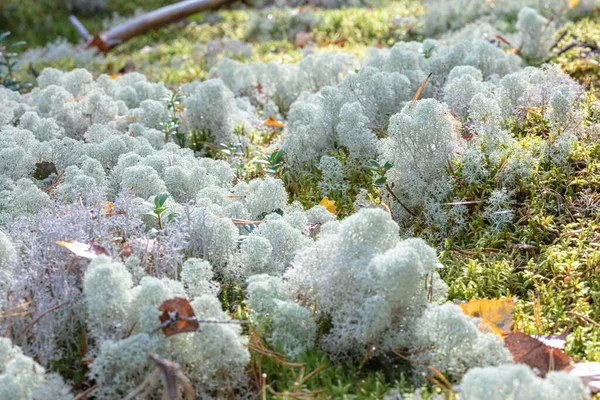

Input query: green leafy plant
[0,31,30,92]
[144,193,179,230]
[161,90,185,146]
[368,159,392,187]
[253,149,284,177]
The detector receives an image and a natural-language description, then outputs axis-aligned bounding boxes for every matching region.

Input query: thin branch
[121,368,160,400]
[69,15,91,41]
[19,301,71,340]
[384,183,418,218]
[569,311,600,329]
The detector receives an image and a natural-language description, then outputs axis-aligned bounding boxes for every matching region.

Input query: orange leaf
[319,197,337,214]
[158,297,199,337]
[504,332,573,377]
[459,297,515,335]
[264,115,284,128]
[109,73,120,80]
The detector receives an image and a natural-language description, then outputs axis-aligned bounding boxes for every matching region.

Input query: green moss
[553,17,600,90]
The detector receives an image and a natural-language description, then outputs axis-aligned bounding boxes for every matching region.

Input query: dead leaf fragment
[504,332,573,377]
[57,240,109,259]
[118,242,133,262]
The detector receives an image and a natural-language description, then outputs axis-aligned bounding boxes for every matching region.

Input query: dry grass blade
[246,331,306,368]
[231,218,263,225]
[427,366,453,390]
[409,72,432,110]
[0,301,31,315]
[1,302,33,319]
[272,389,329,399]
[0,310,33,319]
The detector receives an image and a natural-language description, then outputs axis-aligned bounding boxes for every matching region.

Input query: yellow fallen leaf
[320,197,337,214]
[459,297,515,336]
[569,0,579,8]
[109,73,120,80]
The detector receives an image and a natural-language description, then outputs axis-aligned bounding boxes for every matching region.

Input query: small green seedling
[0,32,31,92]
[145,193,179,230]
[160,90,185,146]
[368,159,392,187]
[253,149,284,177]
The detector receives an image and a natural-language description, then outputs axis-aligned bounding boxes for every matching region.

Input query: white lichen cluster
[0,338,72,400]
[286,208,511,378]
[83,256,249,399]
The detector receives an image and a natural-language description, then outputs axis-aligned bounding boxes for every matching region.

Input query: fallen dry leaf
[118,242,133,261]
[459,297,515,335]
[158,298,199,337]
[57,240,109,259]
[504,332,573,377]
[263,115,284,128]
[319,197,337,214]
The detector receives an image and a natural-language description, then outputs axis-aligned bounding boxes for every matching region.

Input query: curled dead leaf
[157,298,199,337]
[504,332,573,377]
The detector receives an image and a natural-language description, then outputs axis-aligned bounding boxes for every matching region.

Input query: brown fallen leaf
[504,332,573,377]
[118,242,133,262]
[157,298,199,337]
